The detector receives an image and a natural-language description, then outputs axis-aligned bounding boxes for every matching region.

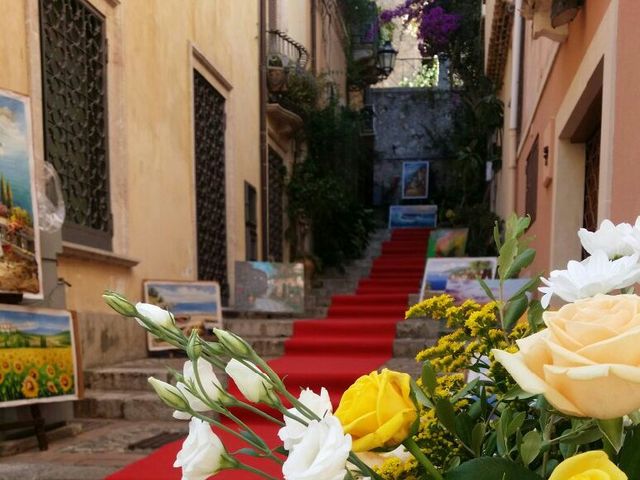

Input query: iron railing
[267,30,310,70]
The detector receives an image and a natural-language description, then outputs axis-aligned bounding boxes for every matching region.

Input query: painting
[402,161,429,199]
[445,278,533,305]
[427,228,469,257]
[143,281,223,352]
[0,89,42,297]
[419,257,497,301]
[0,306,79,407]
[389,205,438,229]
[235,262,305,314]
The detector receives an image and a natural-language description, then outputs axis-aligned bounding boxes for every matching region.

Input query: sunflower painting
[0,305,78,406]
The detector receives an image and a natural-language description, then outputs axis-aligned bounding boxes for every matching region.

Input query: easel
[0,293,49,451]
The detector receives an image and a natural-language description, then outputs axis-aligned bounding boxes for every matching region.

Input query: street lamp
[376,41,398,78]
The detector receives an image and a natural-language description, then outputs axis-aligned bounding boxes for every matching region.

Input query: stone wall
[370,87,456,206]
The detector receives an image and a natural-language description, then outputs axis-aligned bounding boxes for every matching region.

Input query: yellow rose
[549,451,627,480]
[493,294,640,419]
[335,369,417,452]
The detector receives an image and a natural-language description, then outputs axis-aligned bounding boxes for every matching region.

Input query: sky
[0,309,70,336]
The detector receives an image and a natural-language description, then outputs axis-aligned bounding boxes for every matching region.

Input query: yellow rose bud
[335,369,417,452]
[549,451,627,480]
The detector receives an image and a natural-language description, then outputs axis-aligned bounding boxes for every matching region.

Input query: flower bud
[214,328,253,357]
[148,377,188,411]
[186,329,202,360]
[135,303,176,329]
[102,291,137,317]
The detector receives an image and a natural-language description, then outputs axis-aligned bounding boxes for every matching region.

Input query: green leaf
[435,398,457,436]
[478,278,497,302]
[527,301,544,333]
[455,413,474,446]
[506,411,526,438]
[444,457,543,480]
[451,378,479,403]
[421,361,437,397]
[597,418,624,453]
[410,378,433,409]
[619,425,640,479]
[498,238,518,281]
[234,448,260,457]
[515,216,531,237]
[493,222,502,250]
[504,248,536,279]
[520,430,542,466]
[512,277,541,300]
[504,295,529,331]
[471,423,486,457]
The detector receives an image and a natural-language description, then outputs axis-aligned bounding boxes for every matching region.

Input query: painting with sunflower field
[0,306,78,407]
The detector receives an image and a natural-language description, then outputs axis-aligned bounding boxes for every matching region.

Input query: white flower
[282,414,351,480]
[623,217,640,254]
[135,302,175,329]
[578,219,636,258]
[173,358,223,420]
[174,418,232,480]
[278,387,333,451]
[225,358,274,404]
[539,250,640,308]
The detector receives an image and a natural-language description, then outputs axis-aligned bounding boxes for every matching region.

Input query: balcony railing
[267,29,310,70]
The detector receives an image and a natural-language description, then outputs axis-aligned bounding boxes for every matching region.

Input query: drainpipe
[259,0,269,259]
[311,0,317,75]
[505,0,523,216]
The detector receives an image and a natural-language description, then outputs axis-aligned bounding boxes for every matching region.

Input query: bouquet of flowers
[104,214,640,480]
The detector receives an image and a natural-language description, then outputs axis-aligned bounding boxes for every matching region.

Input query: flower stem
[237,463,280,480]
[403,438,443,480]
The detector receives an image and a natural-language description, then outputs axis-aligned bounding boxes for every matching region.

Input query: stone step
[74,390,176,421]
[393,338,437,358]
[225,318,294,338]
[396,318,440,339]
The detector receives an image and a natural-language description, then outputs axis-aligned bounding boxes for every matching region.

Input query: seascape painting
[388,205,438,229]
[143,281,223,351]
[419,257,497,301]
[0,306,78,407]
[0,90,42,296]
[445,278,533,305]
[427,228,469,257]
[401,161,429,199]
[235,262,305,314]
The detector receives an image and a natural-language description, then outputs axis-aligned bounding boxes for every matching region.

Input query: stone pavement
[0,419,188,480]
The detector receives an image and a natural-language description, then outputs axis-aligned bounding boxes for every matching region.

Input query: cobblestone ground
[0,419,188,480]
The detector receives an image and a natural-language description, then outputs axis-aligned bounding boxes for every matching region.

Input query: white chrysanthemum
[539,250,640,308]
[578,219,636,259]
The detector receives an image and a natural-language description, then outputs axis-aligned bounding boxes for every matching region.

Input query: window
[193,70,229,303]
[245,182,258,261]
[525,137,539,224]
[267,148,284,262]
[40,0,112,249]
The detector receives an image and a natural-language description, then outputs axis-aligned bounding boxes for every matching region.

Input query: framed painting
[235,262,305,314]
[143,280,223,352]
[427,228,469,257]
[445,278,533,305]
[0,89,42,297]
[402,161,429,199]
[0,306,79,407]
[389,205,438,229]
[419,257,497,301]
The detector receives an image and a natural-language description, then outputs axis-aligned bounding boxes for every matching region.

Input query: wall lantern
[550,0,584,28]
[376,41,398,78]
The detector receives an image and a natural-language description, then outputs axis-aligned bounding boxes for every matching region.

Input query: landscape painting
[402,161,429,199]
[427,228,469,257]
[0,89,42,296]
[0,306,78,407]
[445,278,532,305]
[235,262,304,314]
[389,205,437,229]
[143,281,223,352]
[420,257,497,301]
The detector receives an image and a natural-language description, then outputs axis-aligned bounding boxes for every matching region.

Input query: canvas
[445,278,533,305]
[0,89,42,297]
[143,281,223,352]
[401,161,429,199]
[420,256,497,301]
[389,205,438,229]
[235,262,305,314]
[427,228,469,257]
[0,306,78,407]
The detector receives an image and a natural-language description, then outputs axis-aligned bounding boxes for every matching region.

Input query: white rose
[538,250,640,308]
[225,358,274,404]
[278,387,333,451]
[173,358,223,420]
[578,219,636,258]
[135,302,175,329]
[282,414,351,480]
[174,418,233,480]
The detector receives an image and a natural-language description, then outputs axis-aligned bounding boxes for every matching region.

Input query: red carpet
[106,228,429,480]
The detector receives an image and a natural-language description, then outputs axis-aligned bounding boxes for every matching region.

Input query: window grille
[193,70,229,303]
[39,0,112,249]
[245,182,258,261]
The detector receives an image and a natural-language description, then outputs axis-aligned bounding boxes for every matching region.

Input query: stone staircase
[74,228,438,420]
